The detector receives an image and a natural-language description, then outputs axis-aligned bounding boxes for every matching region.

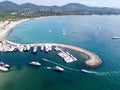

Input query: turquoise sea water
[1,15,120,90]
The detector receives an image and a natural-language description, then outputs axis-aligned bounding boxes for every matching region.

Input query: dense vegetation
[0,1,120,20]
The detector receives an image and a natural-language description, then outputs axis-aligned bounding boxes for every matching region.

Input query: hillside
[0,1,120,16]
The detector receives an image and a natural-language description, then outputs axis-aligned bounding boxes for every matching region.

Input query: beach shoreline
[0,19,30,40]
[0,16,54,40]
[0,15,98,40]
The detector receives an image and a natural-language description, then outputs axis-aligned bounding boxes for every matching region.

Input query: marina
[0,40,102,67]
[57,48,77,63]
[0,15,120,90]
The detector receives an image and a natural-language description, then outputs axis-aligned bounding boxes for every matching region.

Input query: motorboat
[29,61,41,66]
[54,66,64,72]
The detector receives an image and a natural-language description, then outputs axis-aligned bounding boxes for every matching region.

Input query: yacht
[3,64,10,68]
[0,61,10,71]
[112,36,120,39]
[29,61,41,66]
[0,66,8,72]
[40,45,44,51]
[54,66,64,72]
[26,45,30,51]
[33,46,37,53]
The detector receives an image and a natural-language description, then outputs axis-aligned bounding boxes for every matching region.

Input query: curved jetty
[54,44,102,67]
[1,40,102,67]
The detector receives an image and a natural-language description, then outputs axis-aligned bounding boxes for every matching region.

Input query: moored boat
[0,61,10,71]
[29,61,41,66]
[112,36,120,39]
[54,66,64,72]
[33,46,37,53]
[40,45,44,51]
[3,64,10,68]
[0,66,8,72]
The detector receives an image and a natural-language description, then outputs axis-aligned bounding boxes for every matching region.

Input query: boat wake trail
[81,69,119,76]
[41,58,119,76]
[41,58,80,72]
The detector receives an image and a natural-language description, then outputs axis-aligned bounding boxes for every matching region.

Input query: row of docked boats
[0,43,53,53]
[55,46,77,63]
[0,41,77,64]
[32,44,52,53]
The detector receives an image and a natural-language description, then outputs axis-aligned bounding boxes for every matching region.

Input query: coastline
[0,19,30,40]
[0,15,119,40]
[0,15,108,40]
[0,16,102,67]
[0,16,53,40]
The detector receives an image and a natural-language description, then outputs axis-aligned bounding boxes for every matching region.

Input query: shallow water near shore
[3,15,120,90]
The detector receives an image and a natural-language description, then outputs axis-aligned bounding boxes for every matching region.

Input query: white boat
[33,46,37,53]
[45,45,50,52]
[46,67,52,70]
[0,61,4,65]
[26,45,30,51]
[62,32,66,36]
[0,66,8,72]
[19,46,24,52]
[0,61,10,68]
[40,45,44,51]
[0,61,10,71]
[54,66,64,72]
[23,47,27,51]
[3,64,10,68]
[81,69,89,73]
[54,46,62,51]
[29,61,41,66]
[112,36,120,39]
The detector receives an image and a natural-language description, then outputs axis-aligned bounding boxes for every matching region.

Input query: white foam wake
[41,58,119,76]
[42,58,80,72]
[81,69,119,76]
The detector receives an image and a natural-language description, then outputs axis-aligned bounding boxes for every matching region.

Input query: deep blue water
[1,15,120,90]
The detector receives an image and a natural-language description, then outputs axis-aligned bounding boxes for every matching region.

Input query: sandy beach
[0,19,29,40]
[0,16,74,40]
[0,16,53,40]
